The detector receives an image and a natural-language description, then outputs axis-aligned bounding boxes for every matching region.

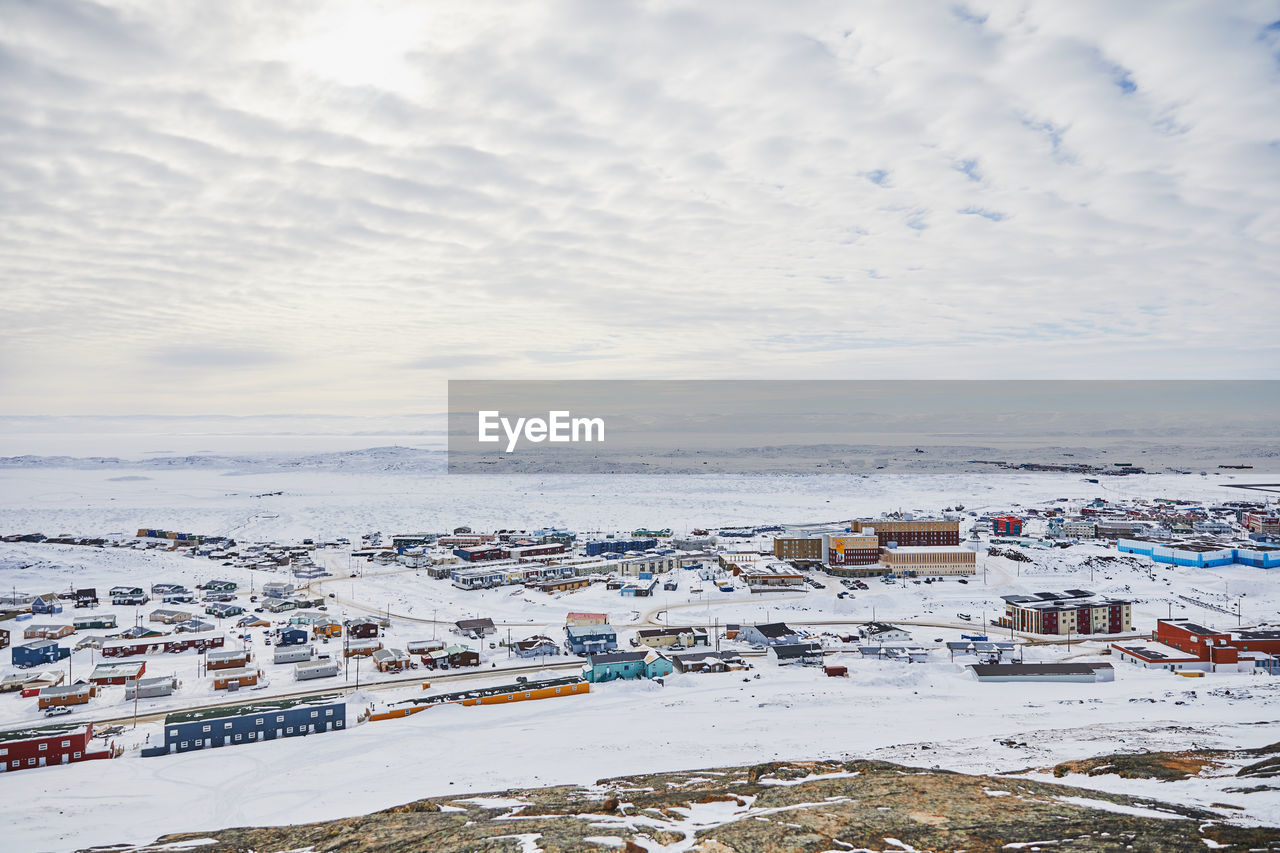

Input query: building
[100,633,225,659]
[37,682,98,709]
[565,624,618,655]
[206,649,252,671]
[861,622,911,643]
[0,627,8,651]
[584,538,657,556]
[12,640,69,668]
[821,534,880,573]
[261,582,295,599]
[273,646,314,665]
[421,644,479,670]
[1117,539,1280,569]
[772,536,823,563]
[512,636,560,658]
[345,617,381,639]
[740,565,805,589]
[23,624,74,641]
[275,627,307,646]
[205,603,244,618]
[454,618,496,639]
[141,694,346,756]
[125,676,178,700]
[344,640,382,658]
[211,667,261,690]
[566,612,609,627]
[29,595,63,615]
[88,662,146,686]
[999,591,1133,635]
[1111,619,1273,674]
[0,721,113,772]
[373,648,412,672]
[583,650,673,683]
[150,609,194,625]
[72,614,117,631]
[878,546,977,577]
[737,623,801,647]
[295,659,340,681]
[1245,513,1280,535]
[968,662,1115,683]
[769,642,824,666]
[993,516,1023,536]
[635,627,708,649]
[1063,521,1097,539]
[851,518,960,547]
[670,650,747,673]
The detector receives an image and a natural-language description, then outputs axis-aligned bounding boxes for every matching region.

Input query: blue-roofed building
[564,624,617,655]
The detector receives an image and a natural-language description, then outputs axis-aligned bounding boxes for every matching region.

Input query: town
[0,492,1277,780]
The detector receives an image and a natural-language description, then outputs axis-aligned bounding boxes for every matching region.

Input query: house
[565,624,618,655]
[112,593,149,606]
[205,603,244,619]
[150,609,194,625]
[125,675,179,700]
[946,641,1017,662]
[0,627,8,651]
[295,658,340,681]
[421,644,479,670]
[206,649,252,671]
[211,667,261,690]
[583,650,673,683]
[310,618,342,638]
[12,639,69,668]
[30,595,63,615]
[151,583,188,596]
[737,623,801,647]
[860,622,911,644]
[968,662,1115,683]
[236,615,271,629]
[513,635,560,658]
[72,614,117,631]
[199,580,238,592]
[109,585,144,597]
[635,627,709,649]
[373,648,412,672]
[23,624,75,641]
[141,694,345,756]
[406,639,445,656]
[454,618,496,639]
[37,682,98,709]
[88,661,146,685]
[769,642,825,666]
[0,721,113,772]
[277,627,308,646]
[1,669,64,694]
[261,582,295,599]
[263,599,298,614]
[670,650,747,674]
[857,645,929,663]
[174,619,215,634]
[73,588,99,608]
[566,612,609,627]
[345,617,381,640]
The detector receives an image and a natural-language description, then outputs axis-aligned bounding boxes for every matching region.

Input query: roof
[970,662,1113,676]
[90,662,145,677]
[0,721,90,743]
[771,642,823,658]
[749,622,795,638]
[165,693,345,725]
[587,651,650,665]
[1161,619,1224,636]
[566,624,617,638]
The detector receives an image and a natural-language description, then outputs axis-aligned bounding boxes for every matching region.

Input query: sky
[1,0,1278,415]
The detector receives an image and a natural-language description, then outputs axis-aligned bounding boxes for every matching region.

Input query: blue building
[12,639,69,668]
[584,538,657,557]
[564,624,618,655]
[141,694,347,757]
[1117,539,1280,569]
[278,627,309,646]
[30,595,63,615]
[583,650,673,683]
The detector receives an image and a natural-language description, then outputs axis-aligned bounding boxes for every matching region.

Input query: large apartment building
[999,590,1132,635]
[772,537,823,563]
[850,518,960,547]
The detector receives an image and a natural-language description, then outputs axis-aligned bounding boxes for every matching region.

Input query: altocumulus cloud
[0,0,1277,414]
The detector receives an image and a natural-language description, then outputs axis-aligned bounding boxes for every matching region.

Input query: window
[202,725,211,733]
[38,744,47,751]
[28,759,36,766]
[276,715,284,722]
[224,723,232,729]
[181,741,189,748]
[310,711,318,718]
[73,752,81,759]
[325,709,333,716]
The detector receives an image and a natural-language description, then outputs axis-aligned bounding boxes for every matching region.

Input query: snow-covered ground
[0,455,1277,851]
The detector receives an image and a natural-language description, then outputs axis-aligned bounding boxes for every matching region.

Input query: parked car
[43,706,73,718]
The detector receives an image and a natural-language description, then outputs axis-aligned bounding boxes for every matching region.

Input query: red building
[100,633,225,658]
[993,516,1023,536]
[0,721,113,772]
[1155,619,1239,666]
[1000,591,1132,635]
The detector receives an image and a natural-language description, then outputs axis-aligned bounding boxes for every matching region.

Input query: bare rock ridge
[102,756,1280,852]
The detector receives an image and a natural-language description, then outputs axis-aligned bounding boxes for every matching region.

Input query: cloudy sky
[2,0,1278,415]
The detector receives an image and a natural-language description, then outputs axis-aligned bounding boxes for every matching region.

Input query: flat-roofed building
[878,545,976,577]
[851,518,959,547]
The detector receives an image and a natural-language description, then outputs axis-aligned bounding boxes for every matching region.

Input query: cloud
[0,0,1277,415]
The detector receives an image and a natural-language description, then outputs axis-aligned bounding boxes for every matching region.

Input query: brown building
[822,534,880,575]
[878,546,976,577]
[772,537,823,562]
[850,518,960,547]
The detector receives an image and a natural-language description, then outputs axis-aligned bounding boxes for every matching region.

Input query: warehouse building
[968,662,1114,683]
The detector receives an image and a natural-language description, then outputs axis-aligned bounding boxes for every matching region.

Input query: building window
[225,723,232,729]
[325,709,333,716]
[276,716,284,722]
[38,744,47,751]
[73,752,81,759]
[310,711,318,718]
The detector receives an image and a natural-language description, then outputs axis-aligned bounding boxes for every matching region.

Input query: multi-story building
[821,533,880,575]
[1245,513,1280,535]
[1000,590,1132,635]
[1111,619,1277,674]
[141,694,346,757]
[1063,520,1098,538]
[850,518,959,547]
[0,721,113,773]
[772,536,822,563]
[992,516,1023,536]
[878,546,976,577]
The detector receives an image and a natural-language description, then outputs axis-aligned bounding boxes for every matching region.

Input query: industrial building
[1117,539,1280,569]
[968,662,1114,683]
